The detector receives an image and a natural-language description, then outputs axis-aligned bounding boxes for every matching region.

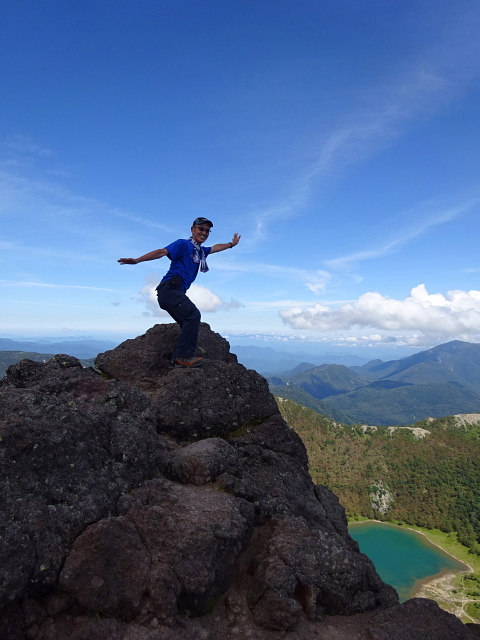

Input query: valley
[269,340,480,425]
[276,396,480,621]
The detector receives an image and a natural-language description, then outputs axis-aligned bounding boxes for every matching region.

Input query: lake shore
[403,526,473,595]
[349,519,472,596]
[414,569,457,597]
[350,519,480,622]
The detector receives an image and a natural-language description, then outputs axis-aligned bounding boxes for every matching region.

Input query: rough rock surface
[0,324,477,639]
[60,478,254,623]
[96,322,278,440]
[95,322,237,386]
[149,360,279,440]
[0,355,172,609]
[165,437,238,485]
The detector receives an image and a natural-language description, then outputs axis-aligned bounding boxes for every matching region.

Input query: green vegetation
[270,363,369,400]
[324,382,480,426]
[276,397,480,553]
[271,385,353,422]
[396,526,480,573]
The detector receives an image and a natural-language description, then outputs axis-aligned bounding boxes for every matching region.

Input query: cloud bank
[280,284,480,339]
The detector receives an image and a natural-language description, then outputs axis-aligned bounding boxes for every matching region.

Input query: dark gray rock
[228,415,352,534]
[361,597,478,639]
[314,484,351,538]
[0,326,476,640]
[96,323,279,442]
[0,355,172,610]
[200,596,479,639]
[95,322,237,387]
[165,437,238,485]
[59,516,150,618]
[248,516,397,630]
[150,360,279,440]
[117,477,254,623]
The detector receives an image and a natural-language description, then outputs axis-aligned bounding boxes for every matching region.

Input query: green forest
[276,397,480,554]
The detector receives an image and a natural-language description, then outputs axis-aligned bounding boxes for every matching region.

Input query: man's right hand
[118,258,138,265]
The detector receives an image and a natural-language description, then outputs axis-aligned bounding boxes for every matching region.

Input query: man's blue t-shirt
[160,239,212,291]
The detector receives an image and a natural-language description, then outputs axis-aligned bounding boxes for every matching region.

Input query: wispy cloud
[0,167,172,233]
[326,196,480,270]
[109,208,172,232]
[212,258,332,293]
[251,8,480,241]
[0,279,126,292]
[4,135,55,158]
[0,239,114,264]
[244,298,356,309]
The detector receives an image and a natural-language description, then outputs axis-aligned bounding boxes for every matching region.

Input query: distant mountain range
[231,345,368,374]
[269,340,480,426]
[0,337,119,378]
[0,337,119,359]
[5,338,480,426]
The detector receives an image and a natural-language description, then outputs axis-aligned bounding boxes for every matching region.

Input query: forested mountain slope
[352,341,480,389]
[271,341,480,425]
[268,363,370,400]
[277,397,480,554]
[323,381,480,426]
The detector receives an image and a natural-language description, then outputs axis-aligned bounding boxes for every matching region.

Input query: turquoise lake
[349,521,468,602]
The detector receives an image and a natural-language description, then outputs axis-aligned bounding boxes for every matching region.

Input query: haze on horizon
[2,0,480,358]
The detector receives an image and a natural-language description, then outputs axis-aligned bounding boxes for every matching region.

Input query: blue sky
[2,0,480,357]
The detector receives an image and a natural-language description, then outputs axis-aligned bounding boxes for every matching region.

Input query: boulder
[59,517,150,618]
[248,516,397,629]
[228,415,349,531]
[150,361,279,440]
[0,355,172,608]
[58,477,254,624]
[96,323,279,441]
[165,437,238,485]
[95,323,237,386]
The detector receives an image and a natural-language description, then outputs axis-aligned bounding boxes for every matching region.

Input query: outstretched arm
[210,233,241,254]
[118,248,168,265]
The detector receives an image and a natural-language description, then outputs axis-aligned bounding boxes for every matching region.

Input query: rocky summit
[0,323,478,640]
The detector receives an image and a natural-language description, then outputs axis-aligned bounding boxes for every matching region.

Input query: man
[118,217,241,367]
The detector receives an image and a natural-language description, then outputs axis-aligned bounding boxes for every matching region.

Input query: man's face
[191,224,211,244]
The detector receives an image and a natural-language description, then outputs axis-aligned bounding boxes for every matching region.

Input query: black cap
[192,216,213,228]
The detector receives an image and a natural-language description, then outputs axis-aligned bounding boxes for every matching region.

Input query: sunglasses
[195,226,211,234]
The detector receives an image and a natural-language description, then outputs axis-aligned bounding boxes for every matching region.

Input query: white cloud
[0,167,171,232]
[4,135,54,157]
[280,284,480,339]
[187,284,224,312]
[138,276,241,316]
[244,298,356,310]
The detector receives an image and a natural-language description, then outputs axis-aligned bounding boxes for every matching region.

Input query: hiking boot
[173,356,204,368]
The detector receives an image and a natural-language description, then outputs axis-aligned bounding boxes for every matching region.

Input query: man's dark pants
[156,280,201,360]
